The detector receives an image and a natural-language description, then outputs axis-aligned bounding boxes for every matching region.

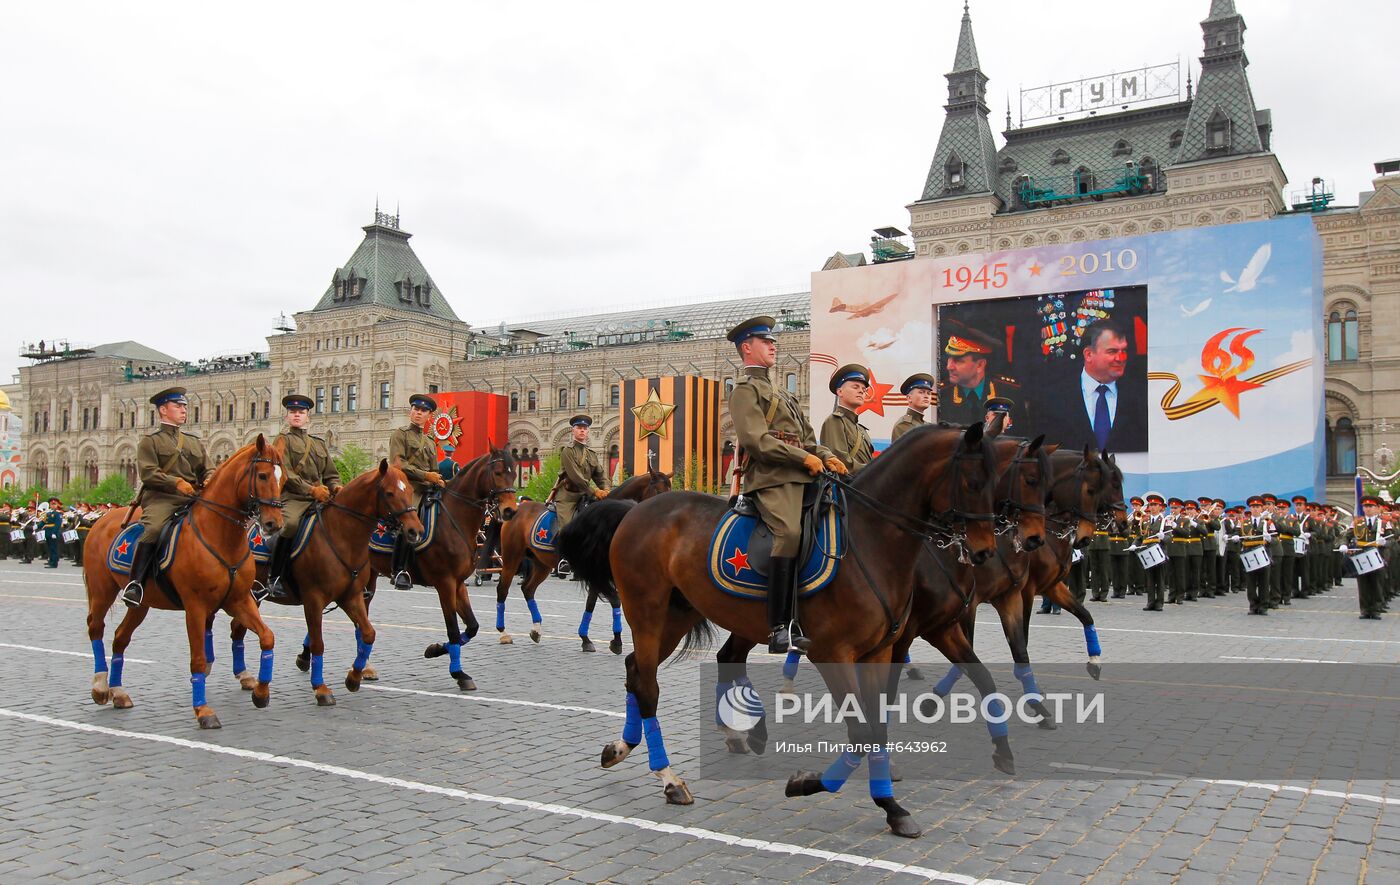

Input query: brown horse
[84,436,286,729]
[559,423,999,838]
[366,444,518,691]
[493,466,671,646]
[228,460,423,705]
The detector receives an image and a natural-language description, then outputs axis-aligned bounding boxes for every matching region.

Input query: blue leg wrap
[204,630,215,665]
[611,606,622,635]
[713,680,732,727]
[578,610,593,638]
[91,639,108,674]
[258,649,273,684]
[231,639,246,676]
[310,654,324,686]
[903,652,913,665]
[642,716,670,771]
[984,696,1010,739]
[622,692,642,745]
[868,747,893,800]
[353,638,372,671]
[783,649,801,681]
[934,665,963,696]
[1084,624,1103,656]
[495,601,505,631]
[301,632,310,653]
[448,641,462,671]
[1013,663,1043,699]
[526,598,542,624]
[110,655,125,688]
[190,672,206,708]
[820,750,863,793]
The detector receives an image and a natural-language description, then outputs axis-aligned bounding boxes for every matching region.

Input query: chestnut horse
[493,466,671,646]
[559,423,999,838]
[366,445,518,691]
[84,436,285,729]
[229,460,422,706]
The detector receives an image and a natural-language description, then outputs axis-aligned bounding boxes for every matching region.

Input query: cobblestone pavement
[1,558,1397,884]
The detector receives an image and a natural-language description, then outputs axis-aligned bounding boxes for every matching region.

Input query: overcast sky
[4,0,1394,382]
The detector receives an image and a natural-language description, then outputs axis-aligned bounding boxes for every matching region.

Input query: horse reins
[180,452,285,598]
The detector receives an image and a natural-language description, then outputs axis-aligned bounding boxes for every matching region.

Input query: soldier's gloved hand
[311,485,332,504]
[823,456,849,476]
[175,479,196,497]
[802,454,824,476]
[593,488,609,500]
[427,474,447,487]
[329,486,342,499]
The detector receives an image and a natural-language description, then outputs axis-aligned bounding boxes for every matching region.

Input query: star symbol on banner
[855,372,894,417]
[1029,263,1043,277]
[725,547,751,573]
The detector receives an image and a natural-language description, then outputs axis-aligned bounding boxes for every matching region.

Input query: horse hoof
[530,627,542,643]
[905,667,925,682]
[746,733,768,756]
[724,737,749,755]
[111,689,133,710]
[993,753,1016,776]
[360,666,379,681]
[92,689,112,706]
[779,679,796,697]
[204,661,214,677]
[498,633,513,645]
[316,691,336,707]
[238,674,258,691]
[295,651,310,673]
[580,638,597,653]
[1086,661,1102,680]
[453,673,477,692]
[424,643,447,659]
[198,713,222,730]
[609,638,623,655]
[663,781,693,806]
[888,814,923,839]
[252,687,270,709]
[785,771,827,798]
[345,672,362,693]
[600,740,633,769]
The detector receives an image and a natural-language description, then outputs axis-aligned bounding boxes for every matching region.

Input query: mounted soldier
[122,387,208,608]
[819,364,874,476]
[890,373,934,443]
[726,315,843,654]
[387,393,446,589]
[555,414,610,530]
[263,393,342,601]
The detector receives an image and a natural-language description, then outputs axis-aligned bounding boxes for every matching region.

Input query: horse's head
[1052,445,1104,549]
[644,466,673,499]
[484,442,519,520]
[995,435,1049,552]
[379,460,423,545]
[930,423,999,565]
[248,434,285,537]
[1098,451,1128,522]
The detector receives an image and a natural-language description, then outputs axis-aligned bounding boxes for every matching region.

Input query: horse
[228,460,423,706]
[365,444,518,692]
[84,436,286,729]
[493,465,671,647]
[559,422,1000,838]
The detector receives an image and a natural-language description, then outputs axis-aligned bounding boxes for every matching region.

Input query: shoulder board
[181,431,201,439]
[310,435,327,444]
[146,429,165,438]
[995,376,1020,387]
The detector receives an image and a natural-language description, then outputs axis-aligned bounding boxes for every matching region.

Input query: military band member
[938,329,1021,428]
[123,387,208,608]
[1107,510,1131,598]
[1180,500,1204,599]
[264,393,342,599]
[727,315,841,653]
[43,498,64,568]
[1136,494,1167,611]
[1241,496,1273,615]
[1270,498,1297,607]
[1197,497,1220,598]
[891,374,935,443]
[1127,496,1146,594]
[0,503,11,561]
[1345,496,1390,619]
[1164,498,1191,604]
[12,507,36,564]
[1223,506,1244,593]
[387,393,447,590]
[820,364,874,476]
[1088,511,1111,603]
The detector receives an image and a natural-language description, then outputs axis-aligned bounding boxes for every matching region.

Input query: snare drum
[62,529,79,543]
[1136,544,1167,570]
[1241,548,1272,573]
[8,529,22,543]
[1348,548,1385,576]
[1293,536,1308,556]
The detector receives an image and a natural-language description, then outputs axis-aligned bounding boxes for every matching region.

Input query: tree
[90,474,136,505]
[334,443,374,485]
[521,453,561,502]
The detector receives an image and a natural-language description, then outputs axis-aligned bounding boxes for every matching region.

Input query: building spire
[1206,0,1238,20]
[953,1,980,72]
[917,1,996,201]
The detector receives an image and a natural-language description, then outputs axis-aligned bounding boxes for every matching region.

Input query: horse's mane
[203,438,277,485]
[861,423,996,488]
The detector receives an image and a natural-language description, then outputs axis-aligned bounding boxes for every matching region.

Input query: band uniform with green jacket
[555,414,610,529]
[819,364,874,476]
[123,387,208,608]
[43,499,64,568]
[264,393,342,598]
[386,393,446,589]
[726,315,842,654]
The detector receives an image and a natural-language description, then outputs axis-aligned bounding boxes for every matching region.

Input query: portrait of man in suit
[1042,318,1148,453]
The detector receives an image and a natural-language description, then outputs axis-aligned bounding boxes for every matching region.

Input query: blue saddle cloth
[707,504,842,600]
[369,500,437,554]
[248,524,272,563]
[528,508,559,554]
[107,520,185,575]
[248,510,320,563]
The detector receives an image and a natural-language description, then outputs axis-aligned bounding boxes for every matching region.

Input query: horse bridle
[995,440,1049,543]
[1045,458,1104,541]
[440,453,516,510]
[180,451,285,595]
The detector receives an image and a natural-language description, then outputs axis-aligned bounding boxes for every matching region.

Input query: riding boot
[767,556,802,654]
[391,534,414,590]
[263,538,296,603]
[121,540,158,609]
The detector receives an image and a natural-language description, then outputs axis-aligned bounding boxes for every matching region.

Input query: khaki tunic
[388,424,439,506]
[136,423,207,540]
[276,427,340,534]
[820,407,873,476]
[728,366,834,557]
[556,442,609,527]
[890,408,926,443]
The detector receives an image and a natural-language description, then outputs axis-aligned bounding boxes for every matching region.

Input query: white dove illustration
[1219,243,1272,293]
[1180,298,1212,318]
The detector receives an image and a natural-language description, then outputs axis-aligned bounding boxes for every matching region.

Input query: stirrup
[392,570,413,590]
[788,623,812,653]
[251,581,272,603]
[767,624,790,655]
[121,581,144,609]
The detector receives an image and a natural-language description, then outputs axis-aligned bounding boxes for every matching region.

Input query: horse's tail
[557,499,636,596]
[672,591,716,662]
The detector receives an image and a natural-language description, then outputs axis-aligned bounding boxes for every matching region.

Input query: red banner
[426,391,509,466]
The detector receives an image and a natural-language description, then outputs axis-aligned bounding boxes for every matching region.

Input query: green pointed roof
[952,3,981,72]
[1206,0,1238,20]
[309,213,461,322]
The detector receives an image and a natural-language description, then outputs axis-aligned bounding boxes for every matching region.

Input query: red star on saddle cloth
[725,547,750,574]
[537,527,549,541]
[116,539,130,556]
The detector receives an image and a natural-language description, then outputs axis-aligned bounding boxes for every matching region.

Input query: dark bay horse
[559,423,999,838]
[230,460,422,706]
[84,436,286,729]
[493,466,670,646]
[367,445,518,691]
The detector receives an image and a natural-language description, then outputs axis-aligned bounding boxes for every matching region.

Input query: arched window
[1328,417,1357,475]
[610,384,620,407]
[724,379,735,395]
[527,390,537,411]
[1206,108,1231,151]
[509,392,518,412]
[1169,129,1183,150]
[945,153,965,190]
[1139,157,1160,192]
[558,388,568,409]
[1075,166,1095,195]
[1328,309,1359,362]
[577,387,588,408]
[1112,139,1132,157]
[786,373,798,395]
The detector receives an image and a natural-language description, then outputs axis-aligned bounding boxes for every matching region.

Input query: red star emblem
[725,547,751,573]
[116,540,129,556]
[537,527,549,541]
[856,372,894,417]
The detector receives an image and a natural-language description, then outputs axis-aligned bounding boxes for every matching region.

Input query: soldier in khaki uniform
[819,364,874,476]
[387,393,446,589]
[555,414,610,529]
[727,316,842,653]
[891,374,935,443]
[122,387,208,608]
[264,393,342,599]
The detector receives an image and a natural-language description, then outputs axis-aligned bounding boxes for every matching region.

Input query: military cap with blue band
[149,387,188,407]
[828,363,871,394]
[984,396,1015,414]
[726,315,778,344]
[569,414,593,428]
[409,393,437,412]
[281,393,313,411]
[899,373,935,396]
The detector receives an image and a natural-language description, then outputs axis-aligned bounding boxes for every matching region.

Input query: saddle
[107,505,191,608]
[249,510,323,598]
[528,497,592,555]
[369,495,438,555]
[708,477,844,600]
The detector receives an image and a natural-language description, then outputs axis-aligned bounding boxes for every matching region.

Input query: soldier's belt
[1183,538,1200,542]
[1093,531,1108,536]
[1280,534,1296,540]
[1109,536,1128,542]
[1243,540,1266,548]
[768,431,801,446]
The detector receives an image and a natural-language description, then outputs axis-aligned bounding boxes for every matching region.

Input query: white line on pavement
[1217,655,1350,664]
[1050,763,1399,808]
[1027,623,1400,645]
[0,707,1019,885]
[0,642,155,664]
[362,683,624,718]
